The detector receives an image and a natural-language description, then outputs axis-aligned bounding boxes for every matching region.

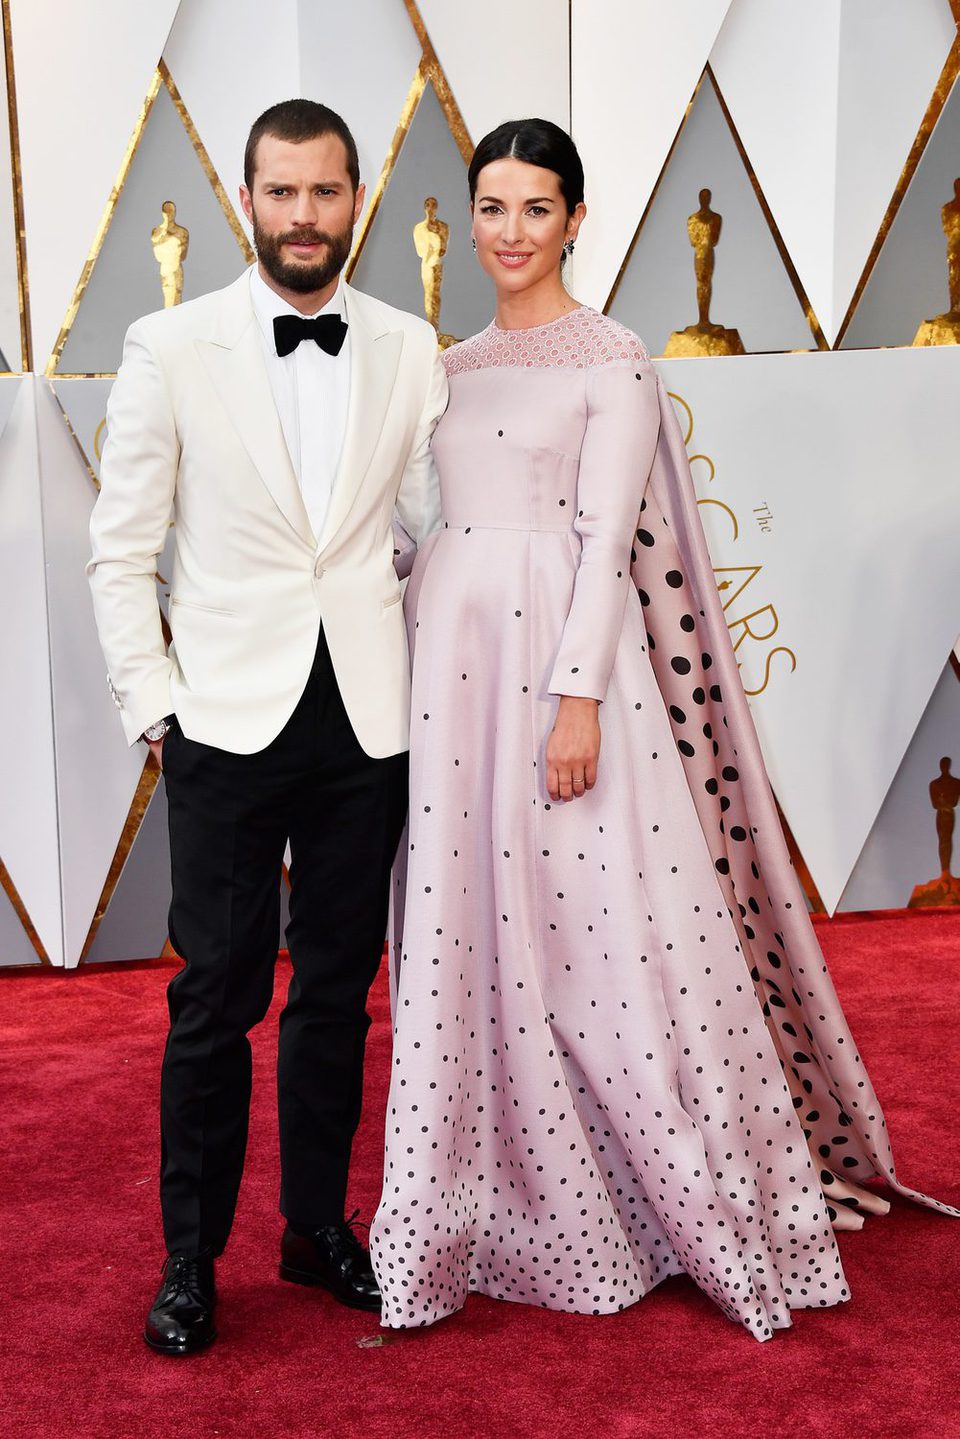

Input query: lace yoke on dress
[442,306,650,375]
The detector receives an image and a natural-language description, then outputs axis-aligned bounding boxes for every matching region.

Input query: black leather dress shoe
[279,1213,381,1312]
[144,1252,217,1355]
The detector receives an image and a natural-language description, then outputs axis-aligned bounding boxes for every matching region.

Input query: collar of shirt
[249,263,346,355]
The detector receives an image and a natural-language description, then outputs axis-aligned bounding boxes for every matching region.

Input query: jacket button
[314,561,324,578]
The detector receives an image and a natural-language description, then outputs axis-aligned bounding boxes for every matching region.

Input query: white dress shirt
[249,263,351,543]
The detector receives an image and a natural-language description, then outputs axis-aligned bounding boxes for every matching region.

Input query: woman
[370,120,955,1340]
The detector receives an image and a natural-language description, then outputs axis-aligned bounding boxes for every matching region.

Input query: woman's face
[470,157,584,297]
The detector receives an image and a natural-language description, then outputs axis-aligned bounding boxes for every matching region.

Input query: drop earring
[564,238,575,257]
[471,237,477,252]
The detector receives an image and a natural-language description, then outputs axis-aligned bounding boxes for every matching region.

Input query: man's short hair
[244,99,360,191]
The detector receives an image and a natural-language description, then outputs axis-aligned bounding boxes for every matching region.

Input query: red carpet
[1,912,958,1439]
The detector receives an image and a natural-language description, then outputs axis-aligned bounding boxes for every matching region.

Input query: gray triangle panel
[0,877,43,967]
[841,77,960,350]
[86,777,299,964]
[84,780,172,964]
[838,660,960,910]
[58,83,248,375]
[351,81,490,343]
[609,72,815,356]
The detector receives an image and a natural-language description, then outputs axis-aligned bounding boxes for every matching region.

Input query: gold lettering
[713,564,762,612]
[697,496,739,541]
[688,453,716,486]
[742,646,797,696]
[728,603,780,653]
[667,391,694,446]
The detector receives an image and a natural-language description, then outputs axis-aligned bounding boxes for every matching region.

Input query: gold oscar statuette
[151,200,189,308]
[913,179,960,346]
[414,197,458,349]
[664,188,745,358]
[908,756,960,907]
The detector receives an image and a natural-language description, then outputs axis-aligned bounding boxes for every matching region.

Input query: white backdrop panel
[165,0,422,247]
[50,379,114,487]
[36,380,146,967]
[712,0,955,344]
[12,0,183,371]
[0,380,61,963]
[657,345,960,913]
[163,0,298,226]
[570,0,734,310]
[0,379,21,457]
[299,0,425,225]
[3,0,959,966]
[833,0,956,340]
[418,0,569,141]
[710,0,840,341]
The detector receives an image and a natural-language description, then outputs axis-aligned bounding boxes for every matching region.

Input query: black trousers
[159,629,407,1257]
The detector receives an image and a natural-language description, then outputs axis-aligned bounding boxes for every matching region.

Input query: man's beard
[252,212,353,294]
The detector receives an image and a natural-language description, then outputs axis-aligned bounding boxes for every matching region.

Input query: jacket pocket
[169,597,236,617]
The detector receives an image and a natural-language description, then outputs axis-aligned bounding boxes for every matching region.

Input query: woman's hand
[546,696,601,801]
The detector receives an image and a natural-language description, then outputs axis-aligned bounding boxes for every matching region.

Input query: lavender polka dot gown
[370,308,956,1341]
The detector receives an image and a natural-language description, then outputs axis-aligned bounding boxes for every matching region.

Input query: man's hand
[146,738,165,770]
[546,696,601,802]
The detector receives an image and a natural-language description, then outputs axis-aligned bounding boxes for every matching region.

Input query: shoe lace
[340,1208,371,1262]
[163,1254,204,1295]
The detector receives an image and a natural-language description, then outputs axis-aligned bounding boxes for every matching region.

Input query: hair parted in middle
[467,118,585,214]
[244,99,360,192]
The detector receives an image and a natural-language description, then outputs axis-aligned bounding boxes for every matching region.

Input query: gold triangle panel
[350,76,488,342]
[81,768,295,965]
[837,34,960,348]
[839,654,960,911]
[48,62,253,378]
[1,0,30,373]
[79,757,163,963]
[0,857,49,964]
[348,0,481,342]
[49,378,115,491]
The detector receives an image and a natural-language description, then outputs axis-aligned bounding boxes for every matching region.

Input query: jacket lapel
[316,283,403,552]
[195,272,315,548]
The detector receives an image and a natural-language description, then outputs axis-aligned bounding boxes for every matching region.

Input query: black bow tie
[273,312,348,358]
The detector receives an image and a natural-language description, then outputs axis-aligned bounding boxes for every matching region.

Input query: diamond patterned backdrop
[2,0,959,966]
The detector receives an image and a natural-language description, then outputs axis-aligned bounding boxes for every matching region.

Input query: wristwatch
[142,717,173,743]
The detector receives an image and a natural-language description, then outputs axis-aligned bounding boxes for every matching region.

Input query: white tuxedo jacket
[88,271,446,756]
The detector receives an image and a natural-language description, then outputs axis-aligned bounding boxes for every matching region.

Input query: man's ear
[239,185,254,226]
[353,181,367,226]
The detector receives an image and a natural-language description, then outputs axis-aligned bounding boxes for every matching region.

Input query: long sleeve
[547,361,661,702]
[394,345,447,563]
[87,320,179,744]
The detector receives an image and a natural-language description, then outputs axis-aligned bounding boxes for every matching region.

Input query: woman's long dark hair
[467,118,585,215]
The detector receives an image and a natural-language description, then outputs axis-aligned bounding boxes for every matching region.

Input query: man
[88,100,445,1355]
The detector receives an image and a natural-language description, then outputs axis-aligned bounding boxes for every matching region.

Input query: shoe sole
[278,1261,382,1312]
[143,1328,218,1356]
